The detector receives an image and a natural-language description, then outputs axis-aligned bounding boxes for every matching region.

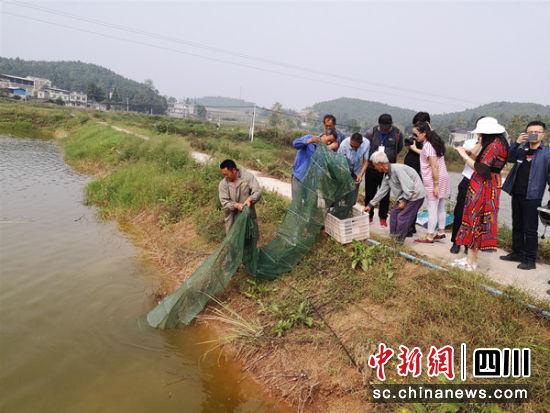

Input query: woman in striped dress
[413,122,451,243]
[453,117,509,271]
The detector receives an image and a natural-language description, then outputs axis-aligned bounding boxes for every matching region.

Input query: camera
[527,133,539,142]
[404,136,415,146]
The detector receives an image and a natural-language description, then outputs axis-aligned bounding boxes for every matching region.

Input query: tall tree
[87,82,106,102]
[268,102,283,128]
[196,104,207,120]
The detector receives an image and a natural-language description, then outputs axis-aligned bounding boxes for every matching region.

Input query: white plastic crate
[325,205,370,244]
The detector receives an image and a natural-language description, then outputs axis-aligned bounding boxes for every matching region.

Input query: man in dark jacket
[364,113,404,226]
[501,121,550,270]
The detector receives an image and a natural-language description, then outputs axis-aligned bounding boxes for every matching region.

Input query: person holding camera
[500,121,550,270]
[403,112,429,236]
[404,112,430,177]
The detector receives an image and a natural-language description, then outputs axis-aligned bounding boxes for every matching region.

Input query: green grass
[2,101,550,412]
[0,101,90,139]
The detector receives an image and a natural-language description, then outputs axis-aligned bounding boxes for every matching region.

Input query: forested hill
[312,97,416,129]
[312,97,550,137]
[432,102,550,127]
[194,96,256,108]
[0,57,167,114]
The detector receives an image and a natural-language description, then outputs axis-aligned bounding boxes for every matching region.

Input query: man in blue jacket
[291,129,338,199]
[501,121,550,270]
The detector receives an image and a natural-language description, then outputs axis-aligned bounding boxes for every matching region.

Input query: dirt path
[105,122,550,302]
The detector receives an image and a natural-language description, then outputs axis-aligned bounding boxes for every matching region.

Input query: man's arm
[219,181,236,211]
[356,142,370,182]
[293,134,318,149]
[368,176,390,208]
[507,141,521,163]
[245,174,262,206]
[428,156,440,197]
[398,167,417,201]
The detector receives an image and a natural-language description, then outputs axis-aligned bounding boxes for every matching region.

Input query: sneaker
[451,258,477,271]
[414,238,434,244]
[517,261,536,270]
[380,219,388,227]
[450,243,460,254]
[499,252,522,262]
[434,233,446,240]
[451,257,468,267]
[463,262,478,272]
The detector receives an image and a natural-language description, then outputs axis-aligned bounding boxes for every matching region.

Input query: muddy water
[0,137,286,413]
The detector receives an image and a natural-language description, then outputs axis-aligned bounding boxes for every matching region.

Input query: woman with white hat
[452,117,509,271]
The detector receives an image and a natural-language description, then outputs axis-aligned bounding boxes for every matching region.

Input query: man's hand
[398,200,407,210]
[355,175,363,184]
[244,198,253,208]
[364,205,372,213]
[328,142,339,151]
[234,202,244,211]
[307,136,321,144]
[516,133,528,145]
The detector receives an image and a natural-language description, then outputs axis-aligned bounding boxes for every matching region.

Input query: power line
[2,6,472,109]
[6,0,477,106]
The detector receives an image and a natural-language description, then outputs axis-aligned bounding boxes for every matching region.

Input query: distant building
[39,87,70,103]
[167,101,194,118]
[5,87,27,98]
[1,73,89,107]
[87,101,108,111]
[0,74,52,96]
[69,91,87,107]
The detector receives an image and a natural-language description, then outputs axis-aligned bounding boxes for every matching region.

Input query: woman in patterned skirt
[453,117,509,271]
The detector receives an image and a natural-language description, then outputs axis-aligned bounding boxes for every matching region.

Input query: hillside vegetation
[0,57,168,114]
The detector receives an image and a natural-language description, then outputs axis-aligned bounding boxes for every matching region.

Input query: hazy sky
[1,0,549,114]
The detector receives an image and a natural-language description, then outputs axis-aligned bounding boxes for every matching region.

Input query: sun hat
[471,117,506,134]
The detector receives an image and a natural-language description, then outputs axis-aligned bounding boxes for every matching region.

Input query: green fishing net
[147,144,357,329]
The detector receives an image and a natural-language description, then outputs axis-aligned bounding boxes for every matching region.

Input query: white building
[0,74,53,97]
[37,87,70,103]
[167,101,194,118]
[69,91,87,107]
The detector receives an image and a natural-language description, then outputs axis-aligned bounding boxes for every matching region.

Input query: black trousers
[451,177,470,243]
[364,168,389,219]
[511,194,541,263]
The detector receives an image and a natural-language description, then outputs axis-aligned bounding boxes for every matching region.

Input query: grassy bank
[0,100,89,139]
[2,102,549,412]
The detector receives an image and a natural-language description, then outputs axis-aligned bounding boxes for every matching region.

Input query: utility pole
[250,104,256,142]
[126,97,129,112]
